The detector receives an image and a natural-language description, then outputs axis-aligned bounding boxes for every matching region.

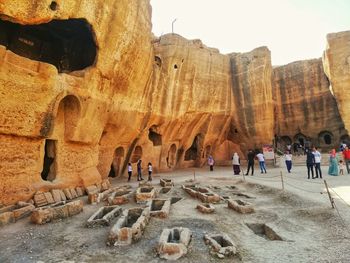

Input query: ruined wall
[273,59,347,149]
[323,30,350,137]
[229,47,275,148]
[0,0,153,204]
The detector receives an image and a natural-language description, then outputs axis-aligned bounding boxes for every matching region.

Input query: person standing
[256,151,267,174]
[339,160,344,175]
[312,147,322,179]
[137,159,144,181]
[147,162,153,181]
[208,155,214,171]
[127,163,133,182]
[306,149,315,179]
[232,152,240,175]
[342,146,350,174]
[245,149,255,176]
[284,151,292,173]
[328,149,339,176]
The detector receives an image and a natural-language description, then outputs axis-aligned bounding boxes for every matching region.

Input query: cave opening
[108,147,124,177]
[0,18,97,73]
[148,128,162,146]
[324,134,332,145]
[41,139,56,181]
[185,134,203,161]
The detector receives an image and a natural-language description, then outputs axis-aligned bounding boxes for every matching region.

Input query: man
[245,149,255,176]
[256,151,267,173]
[137,159,144,181]
[312,147,322,179]
[342,146,350,174]
[306,149,315,179]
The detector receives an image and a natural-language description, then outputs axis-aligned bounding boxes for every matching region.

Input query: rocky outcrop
[273,59,347,148]
[323,30,350,135]
[229,47,275,148]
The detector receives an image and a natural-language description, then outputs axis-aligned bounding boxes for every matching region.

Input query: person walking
[245,149,255,176]
[127,163,132,182]
[284,151,292,173]
[342,146,350,174]
[256,151,267,174]
[208,155,214,171]
[328,149,339,176]
[137,159,144,181]
[147,162,153,181]
[306,149,315,179]
[232,152,240,175]
[312,147,322,179]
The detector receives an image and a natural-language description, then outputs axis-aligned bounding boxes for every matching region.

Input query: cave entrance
[108,147,124,177]
[0,18,97,73]
[185,134,203,161]
[148,126,162,146]
[131,146,143,163]
[167,144,177,168]
[41,139,56,181]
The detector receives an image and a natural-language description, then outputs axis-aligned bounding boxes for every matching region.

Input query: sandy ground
[1,164,350,263]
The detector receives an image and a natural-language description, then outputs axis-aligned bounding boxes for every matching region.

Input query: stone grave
[86,205,122,227]
[204,233,237,258]
[228,199,254,214]
[148,199,171,218]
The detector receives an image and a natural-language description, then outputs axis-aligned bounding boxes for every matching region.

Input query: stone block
[59,190,67,201]
[101,179,111,191]
[228,199,254,214]
[196,203,215,214]
[50,190,62,203]
[12,204,35,220]
[44,192,55,204]
[197,192,221,203]
[148,199,171,218]
[31,209,53,225]
[63,189,73,200]
[0,212,15,227]
[76,187,84,197]
[204,234,237,258]
[160,178,174,187]
[85,185,99,195]
[33,192,48,207]
[86,205,122,227]
[107,207,150,246]
[0,205,15,214]
[67,200,84,216]
[107,190,132,205]
[70,188,78,199]
[135,187,156,204]
[157,227,192,260]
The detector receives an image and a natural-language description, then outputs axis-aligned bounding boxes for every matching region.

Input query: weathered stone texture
[323,31,350,133]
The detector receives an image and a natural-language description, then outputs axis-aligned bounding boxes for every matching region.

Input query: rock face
[229,47,275,149]
[0,1,348,206]
[273,59,347,149]
[0,0,153,204]
[323,31,350,137]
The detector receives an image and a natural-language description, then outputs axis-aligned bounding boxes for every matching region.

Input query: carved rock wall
[273,59,347,148]
[323,30,350,136]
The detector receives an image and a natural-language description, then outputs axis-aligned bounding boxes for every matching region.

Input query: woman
[284,151,292,173]
[328,149,339,176]
[232,152,241,175]
[208,156,215,171]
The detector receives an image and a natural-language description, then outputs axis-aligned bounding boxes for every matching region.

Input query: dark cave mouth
[0,18,97,73]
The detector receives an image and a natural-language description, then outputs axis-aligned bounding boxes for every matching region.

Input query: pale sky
[150,0,350,65]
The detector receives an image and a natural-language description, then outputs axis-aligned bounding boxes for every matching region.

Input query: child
[339,160,344,175]
[127,163,132,182]
[148,162,153,181]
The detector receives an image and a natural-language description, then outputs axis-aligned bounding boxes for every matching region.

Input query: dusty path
[0,165,350,263]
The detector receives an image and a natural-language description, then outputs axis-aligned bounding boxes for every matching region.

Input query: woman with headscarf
[328,149,339,176]
[232,153,240,175]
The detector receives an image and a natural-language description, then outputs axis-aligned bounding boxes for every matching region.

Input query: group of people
[230,149,267,176]
[127,160,153,182]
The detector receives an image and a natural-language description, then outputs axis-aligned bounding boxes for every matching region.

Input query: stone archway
[108,147,124,177]
[56,95,81,141]
[294,133,307,146]
[184,134,203,165]
[131,146,143,163]
[167,144,177,168]
[318,131,333,146]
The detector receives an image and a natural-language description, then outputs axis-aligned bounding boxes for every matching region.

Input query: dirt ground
[1,165,350,263]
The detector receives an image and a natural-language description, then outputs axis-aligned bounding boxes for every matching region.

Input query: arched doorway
[167,144,177,168]
[294,133,307,147]
[108,147,124,177]
[184,134,203,163]
[56,95,81,141]
[131,146,143,163]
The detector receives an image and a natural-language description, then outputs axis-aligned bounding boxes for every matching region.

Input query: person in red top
[343,146,350,174]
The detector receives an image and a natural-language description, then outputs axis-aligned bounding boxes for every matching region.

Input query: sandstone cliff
[323,30,350,137]
[273,59,347,149]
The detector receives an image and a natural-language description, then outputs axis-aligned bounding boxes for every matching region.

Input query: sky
[150,0,350,65]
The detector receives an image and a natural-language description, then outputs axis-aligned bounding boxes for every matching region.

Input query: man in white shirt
[312,147,322,179]
[256,152,267,174]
